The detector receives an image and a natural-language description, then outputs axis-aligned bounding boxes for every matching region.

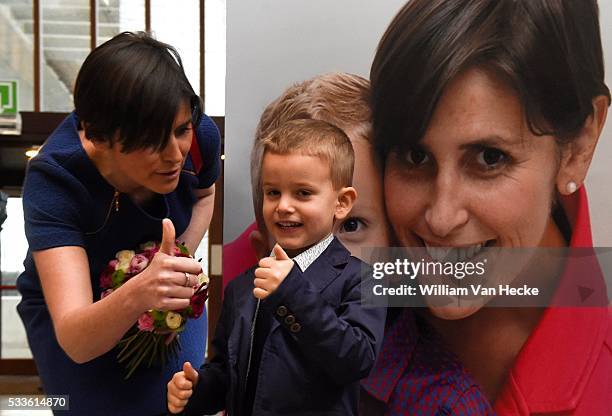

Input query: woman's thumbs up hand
[127,219,202,313]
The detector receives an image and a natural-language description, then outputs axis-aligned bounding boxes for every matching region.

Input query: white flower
[197,273,209,286]
[115,259,131,273]
[116,250,135,263]
[165,311,183,330]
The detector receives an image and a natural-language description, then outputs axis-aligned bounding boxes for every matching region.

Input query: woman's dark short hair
[74,31,201,152]
[370,0,611,159]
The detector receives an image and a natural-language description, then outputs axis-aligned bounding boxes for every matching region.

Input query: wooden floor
[0,377,41,395]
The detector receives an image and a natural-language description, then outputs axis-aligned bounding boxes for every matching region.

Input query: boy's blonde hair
[261,119,355,190]
[251,73,371,227]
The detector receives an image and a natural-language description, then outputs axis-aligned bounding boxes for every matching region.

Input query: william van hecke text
[373,284,539,297]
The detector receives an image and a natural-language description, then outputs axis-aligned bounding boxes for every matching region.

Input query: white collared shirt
[272,233,334,272]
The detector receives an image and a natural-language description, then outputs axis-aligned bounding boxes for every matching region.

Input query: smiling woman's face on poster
[383,65,608,318]
[369,0,610,317]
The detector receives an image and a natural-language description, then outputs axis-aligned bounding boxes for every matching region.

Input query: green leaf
[152,310,165,322]
[112,269,125,287]
[177,243,190,256]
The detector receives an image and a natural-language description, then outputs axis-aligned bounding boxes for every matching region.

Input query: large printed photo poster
[224,1,612,247]
[223,0,612,413]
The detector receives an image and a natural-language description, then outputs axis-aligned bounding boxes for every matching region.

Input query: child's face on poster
[261,152,347,256]
[334,138,391,258]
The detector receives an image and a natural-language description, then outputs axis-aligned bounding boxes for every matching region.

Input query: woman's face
[334,138,391,259]
[384,68,564,318]
[110,101,194,195]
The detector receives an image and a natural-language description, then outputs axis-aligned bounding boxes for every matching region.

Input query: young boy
[223,73,391,287]
[168,118,386,415]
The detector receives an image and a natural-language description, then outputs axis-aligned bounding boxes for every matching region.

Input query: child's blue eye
[405,147,429,166]
[340,217,365,233]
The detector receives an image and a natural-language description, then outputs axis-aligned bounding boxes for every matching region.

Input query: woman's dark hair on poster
[370,0,611,159]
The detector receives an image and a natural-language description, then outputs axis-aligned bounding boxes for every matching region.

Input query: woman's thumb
[160,219,176,256]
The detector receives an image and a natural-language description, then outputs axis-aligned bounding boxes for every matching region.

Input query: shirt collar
[495,187,610,414]
[272,234,334,272]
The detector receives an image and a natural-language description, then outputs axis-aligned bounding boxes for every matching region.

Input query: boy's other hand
[167,361,199,414]
[253,244,294,299]
[248,228,271,260]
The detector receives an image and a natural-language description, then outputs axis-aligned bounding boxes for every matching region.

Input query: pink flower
[129,254,149,274]
[100,274,112,289]
[140,242,159,260]
[190,292,207,319]
[101,288,113,298]
[137,313,155,332]
[142,247,159,261]
[100,264,115,288]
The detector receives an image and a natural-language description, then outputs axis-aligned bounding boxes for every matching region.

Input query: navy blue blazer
[184,237,386,416]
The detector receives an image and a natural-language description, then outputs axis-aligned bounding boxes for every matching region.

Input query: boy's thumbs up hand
[253,243,295,300]
[167,361,199,414]
[273,244,290,260]
[183,361,199,384]
[160,218,177,256]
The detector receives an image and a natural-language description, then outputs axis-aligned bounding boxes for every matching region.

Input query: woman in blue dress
[16,32,220,415]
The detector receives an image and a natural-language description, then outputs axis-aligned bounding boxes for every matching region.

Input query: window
[0,0,225,373]
[1,196,30,359]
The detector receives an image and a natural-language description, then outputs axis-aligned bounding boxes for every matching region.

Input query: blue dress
[16,112,220,415]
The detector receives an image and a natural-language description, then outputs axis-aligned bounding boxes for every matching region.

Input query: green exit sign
[0,80,18,115]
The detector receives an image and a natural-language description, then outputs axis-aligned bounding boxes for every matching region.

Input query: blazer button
[290,323,301,333]
[284,315,295,325]
[276,306,288,317]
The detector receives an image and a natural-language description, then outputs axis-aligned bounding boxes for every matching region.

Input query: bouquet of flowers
[100,241,209,379]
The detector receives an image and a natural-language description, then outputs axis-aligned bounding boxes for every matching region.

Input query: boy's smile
[261,152,347,257]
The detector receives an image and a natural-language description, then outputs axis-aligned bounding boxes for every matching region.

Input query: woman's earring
[566,181,578,194]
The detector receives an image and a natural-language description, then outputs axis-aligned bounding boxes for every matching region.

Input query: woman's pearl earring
[566,181,578,194]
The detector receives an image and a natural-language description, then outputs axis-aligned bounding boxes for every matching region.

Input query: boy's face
[261,152,351,257]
